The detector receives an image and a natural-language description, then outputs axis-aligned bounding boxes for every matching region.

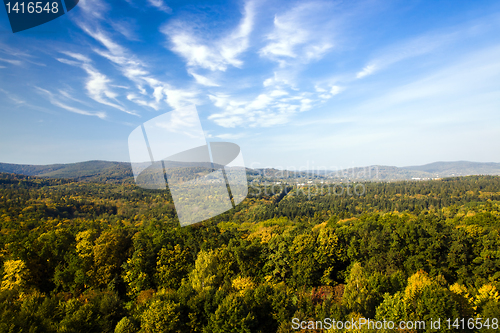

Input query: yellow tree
[1,259,29,291]
[141,298,180,333]
[342,263,372,317]
[155,244,191,290]
[92,230,131,288]
[189,249,220,292]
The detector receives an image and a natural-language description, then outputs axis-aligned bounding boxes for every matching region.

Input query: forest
[0,172,499,332]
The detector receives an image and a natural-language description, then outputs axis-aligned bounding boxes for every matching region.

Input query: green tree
[140,297,180,333]
[342,263,373,317]
[92,229,131,289]
[115,317,138,333]
[155,244,191,290]
[189,249,221,292]
[206,293,254,333]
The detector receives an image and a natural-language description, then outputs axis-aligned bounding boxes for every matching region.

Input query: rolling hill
[1,160,499,182]
[0,160,134,183]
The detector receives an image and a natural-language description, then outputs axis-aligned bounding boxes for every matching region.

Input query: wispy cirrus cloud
[57,52,136,115]
[356,45,500,113]
[36,87,107,119]
[77,0,109,19]
[70,0,343,128]
[259,1,335,67]
[214,132,248,140]
[72,11,200,111]
[161,1,255,71]
[0,58,23,66]
[0,41,50,67]
[109,20,141,41]
[207,78,344,128]
[189,71,220,87]
[207,84,335,128]
[58,89,94,107]
[356,65,376,79]
[354,23,485,79]
[0,88,26,105]
[197,1,342,129]
[148,0,172,13]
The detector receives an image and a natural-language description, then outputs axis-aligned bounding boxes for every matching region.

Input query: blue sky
[1,0,500,169]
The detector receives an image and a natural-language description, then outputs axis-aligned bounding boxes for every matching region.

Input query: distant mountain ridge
[0,160,134,183]
[0,160,236,183]
[324,161,500,180]
[0,160,499,182]
[402,161,500,175]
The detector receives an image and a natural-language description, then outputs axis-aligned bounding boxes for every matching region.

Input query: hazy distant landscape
[1,160,499,183]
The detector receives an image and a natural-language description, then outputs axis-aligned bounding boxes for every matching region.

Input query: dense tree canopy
[0,173,499,332]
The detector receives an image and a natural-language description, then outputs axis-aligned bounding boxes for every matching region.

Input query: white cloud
[0,88,26,105]
[36,87,107,119]
[81,28,127,59]
[215,133,247,140]
[58,89,93,106]
[148,0,172,13]
[355,27,468,79]
[357,45,500,113]
[0,58,23,66]
[207,81,343,127]
[263,72,293,88]
[248,93,272,110]
[53,100,107,120]
[0,41,47,67]
[189,72,220,87]
[314,84,342,99]
[330,85,341,95]
[162,1,255,71]
[84,66,118,104]
[270,89,288,97]
[260,16,308,59]
[61,51,91,63]
[109,20,140,41]
[166,29,223,70]
[163,87,199,110]
[76,23,200,111]
[68,0,337,130]
[356,65,376,78]
[56,58,80,66]
[259,2,335,66]
[299,98,313,111]
[263,77,274,87]
[57,52,136,115]
[208,89,318,128]
[219,1,255,68]
[77,0,109,19]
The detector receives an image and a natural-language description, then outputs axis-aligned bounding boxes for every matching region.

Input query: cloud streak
[72,13,200,112]
[356,65,375,79]
[259,2,335,67]
[0,58,23,66]
[57,52,136,115]
[161,1,255,71]
[148,0,172,13]
[36,87,107,119]
[189,72,220,87]
[207,82,342,128]
[353,22,490,79]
